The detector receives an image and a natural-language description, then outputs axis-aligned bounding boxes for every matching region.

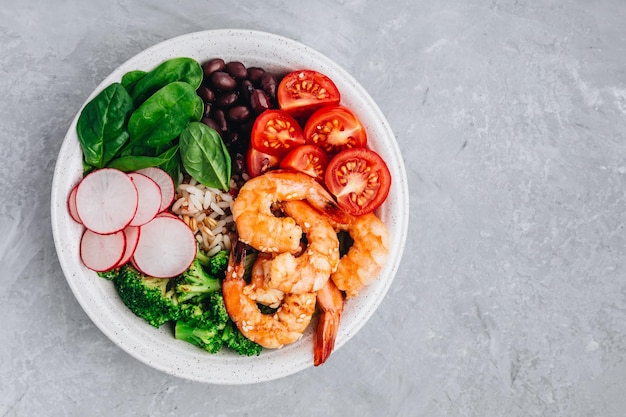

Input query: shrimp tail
[313,279,345,366]
[314,308,342,366]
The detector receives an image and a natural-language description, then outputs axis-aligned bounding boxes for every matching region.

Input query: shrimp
[243,252,284,309]
[231,170,349,254]
[314,279,345,366]
[222,239,317,349]
[268,200,340,294]
[331,212,389,298]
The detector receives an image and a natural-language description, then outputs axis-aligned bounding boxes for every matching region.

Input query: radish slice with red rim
[115,226,141,268]
[132,216,196,278]
[128,172,162,227]
[136,167,176,212]
[80,229,126,272]
[75,168,138,234]
[67,184,81,224]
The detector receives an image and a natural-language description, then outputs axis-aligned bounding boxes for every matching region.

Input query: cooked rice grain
[170,179,236,254]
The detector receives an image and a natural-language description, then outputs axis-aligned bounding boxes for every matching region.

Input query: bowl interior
[51,29,409,384]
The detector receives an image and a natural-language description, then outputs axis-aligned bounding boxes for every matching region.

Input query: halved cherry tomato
[246,145,280,178]
[277,70,341,120]
[250,109,306,157]
[304,105,367,155]
[279,144,329,181]
[325,147,391,216]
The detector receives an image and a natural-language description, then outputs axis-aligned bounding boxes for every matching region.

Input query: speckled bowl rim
[50,29,409,384]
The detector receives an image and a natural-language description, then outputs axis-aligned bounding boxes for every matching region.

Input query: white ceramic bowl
[51,29,409,384]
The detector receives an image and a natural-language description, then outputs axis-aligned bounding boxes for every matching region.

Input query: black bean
[215,91,239,108]
[201,116,220,131]
[203,58,225,77]
[239,80,255,102]
[260,72,277,99]
[212,109,228,132]
[227,105,251,123]
[225,61,248,80]
[250,89,271,114]
[197,85,215,102]
[203,102,212,118]
[233,152,246,175]
[210,71,237,91]
[247,67,265,85]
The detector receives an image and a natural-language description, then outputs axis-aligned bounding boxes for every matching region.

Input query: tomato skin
[325,148,391,216]
[279,144,329,180]
[250,109,306,157]
[303,105,367,155]
[246,145,281,178]
[277,70,341,120]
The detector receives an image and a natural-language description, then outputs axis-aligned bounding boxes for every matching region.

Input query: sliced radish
[80,229,126,272]
[132,216,196,278]
[127,172,162,227]
[156,212,179,219]
[67,184,82,224]
[136,167,176,212]
[75,168,138,234]
[115,226,141,268]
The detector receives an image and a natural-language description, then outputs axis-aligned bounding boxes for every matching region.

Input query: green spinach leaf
[127,81,204,148]
[179,122,231,191]
[121,70,147,91]
[130,57,203,106]
[106,144,179,172]
[76,82,133,168]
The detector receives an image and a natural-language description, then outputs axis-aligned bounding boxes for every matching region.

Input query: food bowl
[50,29,409,384]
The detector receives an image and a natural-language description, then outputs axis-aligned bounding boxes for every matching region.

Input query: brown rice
[170,175,237,257]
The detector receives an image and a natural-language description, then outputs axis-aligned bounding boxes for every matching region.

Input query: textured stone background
[1,0,625,416]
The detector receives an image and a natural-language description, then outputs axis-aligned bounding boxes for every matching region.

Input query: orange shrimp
[331,212,389,298]
[314,279,345,366]
[268,200,340,294]
[222,240,316,349]
[231,170,349,254]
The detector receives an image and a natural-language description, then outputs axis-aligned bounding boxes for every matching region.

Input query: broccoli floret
[175,258,221,303]
[113,265,179,328]
[175,298,228,354]
[175,290,262,356]
[221,321,263,357]
[97,268,120,281]
[207,250,230,279]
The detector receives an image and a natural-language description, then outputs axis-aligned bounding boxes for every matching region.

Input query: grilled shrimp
[243,252,284,309]
[314,279,345,366]
[222,240,316,349]
[231,170,349,254]
[268,200,340,294]
[331,212,389,298]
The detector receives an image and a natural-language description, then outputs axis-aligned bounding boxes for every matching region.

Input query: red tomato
[325,148,391,216]
[246,145,280,178]
[250,109,306,157]
[279,144,329,180]
[277,70,341,120]
[303,105,367,155]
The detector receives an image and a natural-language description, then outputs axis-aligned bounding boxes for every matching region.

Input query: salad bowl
[50,29,409,384]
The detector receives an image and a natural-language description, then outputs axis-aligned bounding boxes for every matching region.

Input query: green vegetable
[128,81,204,148]
[121,70,147,91]
[130,57,203,106]
[174,292,262,356]
[175,258,221,303]
[174,293,230,354]
[197,249,230,280]
[76,82,133,168]
[221,321,263,356]
[106,144,179,172]
[113,265,179,328]
[179,122,232,190]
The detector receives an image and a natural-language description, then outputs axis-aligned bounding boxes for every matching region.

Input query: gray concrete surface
[1,0,626,416]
